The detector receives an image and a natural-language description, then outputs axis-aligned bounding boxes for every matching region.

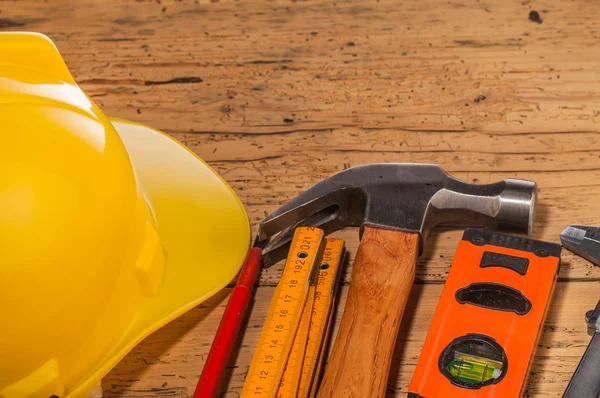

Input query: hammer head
[260,164,536,263]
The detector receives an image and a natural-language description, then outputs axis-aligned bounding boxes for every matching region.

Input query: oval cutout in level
[455,283,531,315]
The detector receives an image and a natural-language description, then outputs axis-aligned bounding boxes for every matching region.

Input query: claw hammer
[258,163,536,397]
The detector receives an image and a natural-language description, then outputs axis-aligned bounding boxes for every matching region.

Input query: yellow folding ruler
[241,228,345,398]
[298,238,344,398]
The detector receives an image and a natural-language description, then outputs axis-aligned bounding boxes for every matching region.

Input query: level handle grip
[195,247,263,398]
[563,331,600,398]
[316,226,419,397]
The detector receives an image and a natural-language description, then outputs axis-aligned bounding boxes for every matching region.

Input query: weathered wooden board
[2,0,600,396]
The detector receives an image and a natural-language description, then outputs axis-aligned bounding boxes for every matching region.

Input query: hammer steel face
[260,163,536,263]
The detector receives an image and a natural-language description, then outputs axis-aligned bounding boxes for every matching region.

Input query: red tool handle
[194,246,263,398]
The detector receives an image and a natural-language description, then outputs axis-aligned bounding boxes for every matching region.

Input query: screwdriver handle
[194,247,263,398]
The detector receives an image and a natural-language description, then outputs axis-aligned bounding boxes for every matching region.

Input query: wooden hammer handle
[316,226,419,397]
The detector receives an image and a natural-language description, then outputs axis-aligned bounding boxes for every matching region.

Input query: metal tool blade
[563,301,600,398]
[560,225,600,266]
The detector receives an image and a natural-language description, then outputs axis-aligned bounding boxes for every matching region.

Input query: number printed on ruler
[276,284,315,398]
[278,238,346,398]
[300,238,345,398]
[241,227,324,398]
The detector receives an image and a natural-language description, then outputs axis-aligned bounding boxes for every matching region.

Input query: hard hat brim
[71,118,251,396]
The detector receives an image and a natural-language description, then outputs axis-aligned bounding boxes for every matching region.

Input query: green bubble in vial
[448,358,502,383]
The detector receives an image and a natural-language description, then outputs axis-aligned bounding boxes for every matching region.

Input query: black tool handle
[563,331,600,398]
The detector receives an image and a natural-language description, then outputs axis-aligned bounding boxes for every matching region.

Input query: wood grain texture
[1,0,599,396]
[316,227,419,397]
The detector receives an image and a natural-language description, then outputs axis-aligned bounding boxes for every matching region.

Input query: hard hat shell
[0,32,251,397]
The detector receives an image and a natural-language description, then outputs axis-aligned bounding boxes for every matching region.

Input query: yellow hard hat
[0,32,250,397]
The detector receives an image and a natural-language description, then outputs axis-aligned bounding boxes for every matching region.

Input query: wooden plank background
[3,0,600,396]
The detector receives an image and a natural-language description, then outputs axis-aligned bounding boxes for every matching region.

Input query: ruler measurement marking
[241,228,324,398]
[299,239,345,398]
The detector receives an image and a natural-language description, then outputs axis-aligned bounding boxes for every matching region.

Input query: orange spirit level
[409,228,561,398]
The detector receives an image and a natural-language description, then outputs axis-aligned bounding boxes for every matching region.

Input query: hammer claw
[260,186,366,244]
